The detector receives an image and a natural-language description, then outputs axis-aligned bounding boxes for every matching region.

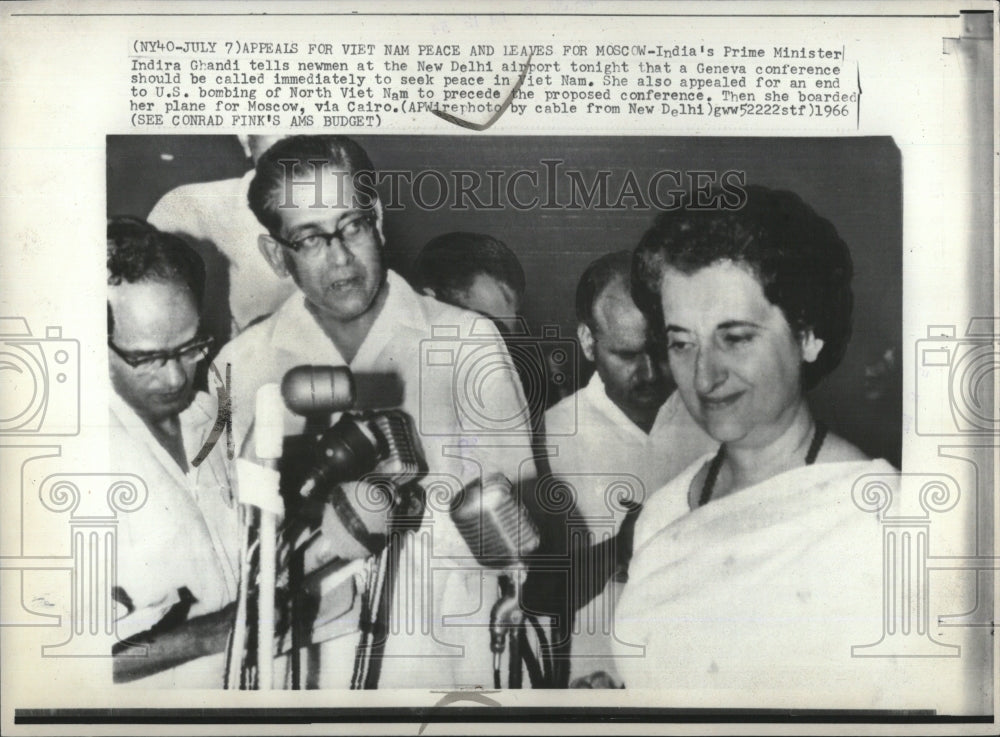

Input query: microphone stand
[225,504,254,688]
[491,566,532,689]
[224,385,284,690]
[508,569,525,689]
[353,480,425,689]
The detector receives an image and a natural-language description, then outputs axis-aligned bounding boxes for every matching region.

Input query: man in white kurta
[107,217,240,687]
[217,270,533,688]
[544,252,715,684]
[110,390,239,687]
[216,136,534,689]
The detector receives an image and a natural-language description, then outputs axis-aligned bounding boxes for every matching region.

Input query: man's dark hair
[247,135,376,236]
[631,185,854,390]
[413,232,526,304]
[575,250,634,330]
[107,216,206,335]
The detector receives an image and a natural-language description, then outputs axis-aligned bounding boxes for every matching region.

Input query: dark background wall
[107,135,902,466]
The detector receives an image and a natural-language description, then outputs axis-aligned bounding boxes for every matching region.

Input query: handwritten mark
[856,63,862,130]
[431,54,532,131]
[418,689,502,734]
[191,362,233,466]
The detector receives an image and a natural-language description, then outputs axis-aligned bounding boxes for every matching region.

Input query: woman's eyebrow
[717,320,761,330]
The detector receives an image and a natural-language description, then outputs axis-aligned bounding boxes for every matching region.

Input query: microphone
[279,364,425,561]
[281,365,354,416]
[281,365,405,415]
[299,410,426,497]
[450,474,541,685]
[367,411,425,490]
[292,409,428,561]
[450,474,540,569]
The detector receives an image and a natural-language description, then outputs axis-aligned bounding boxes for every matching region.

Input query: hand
[113,601,236,683]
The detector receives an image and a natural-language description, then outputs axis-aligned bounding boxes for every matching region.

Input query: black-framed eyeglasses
[108,335,214,374]
[273,211,377,256]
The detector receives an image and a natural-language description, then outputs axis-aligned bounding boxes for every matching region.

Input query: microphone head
[368,410,426,487]
[281,365,355,415]
[451,474,540,568]
[308,415,381,490]
[352,372,405,410]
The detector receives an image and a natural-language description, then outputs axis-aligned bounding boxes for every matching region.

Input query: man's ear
[799,329,825,363]
[577,322,596,363]
[258,234,290,278]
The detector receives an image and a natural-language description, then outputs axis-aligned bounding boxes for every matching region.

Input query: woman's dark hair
[632,185,854,390]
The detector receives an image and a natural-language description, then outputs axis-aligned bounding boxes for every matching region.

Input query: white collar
[582,371,678,442]
[268,270,427,369]
[109,389,214,487]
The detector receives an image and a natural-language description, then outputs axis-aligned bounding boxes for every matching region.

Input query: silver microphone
[450,474,540,569]
[281,365,405,416]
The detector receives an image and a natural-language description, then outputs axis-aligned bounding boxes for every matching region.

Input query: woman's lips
[698,390,744,411]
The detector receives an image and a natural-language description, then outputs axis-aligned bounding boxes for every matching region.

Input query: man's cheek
[282,251,301,282]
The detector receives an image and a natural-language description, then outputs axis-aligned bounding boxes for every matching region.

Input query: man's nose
[159,357,189,391]
[635,352,658,382]
[693,344,727,394]
[323,236,354,268]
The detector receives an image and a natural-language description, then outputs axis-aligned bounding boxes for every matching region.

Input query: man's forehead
[276,164,359,222]
[109,278,192,306]
[108,279,198,340]
[465,273,518,309]
[593,278,646,334]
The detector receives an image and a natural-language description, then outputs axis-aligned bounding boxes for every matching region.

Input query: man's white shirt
[148,170,296,332]
[109,390,240,687]
[212,270,535,688]
[545,372,715,533]
[544,372,716,683]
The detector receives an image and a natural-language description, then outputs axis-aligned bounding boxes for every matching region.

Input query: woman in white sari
[612,187,954,709]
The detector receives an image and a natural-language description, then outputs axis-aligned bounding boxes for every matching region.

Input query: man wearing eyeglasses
[107,217,240,686]
[214,135,533,689]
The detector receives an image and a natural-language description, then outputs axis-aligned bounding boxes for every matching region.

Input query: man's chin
[309,288,379,324]
[631,388,669,408]
[148,389,195,417]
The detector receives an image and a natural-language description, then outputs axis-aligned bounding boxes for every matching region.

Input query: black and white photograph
[1,2,995,735]
[103,133,907,691]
